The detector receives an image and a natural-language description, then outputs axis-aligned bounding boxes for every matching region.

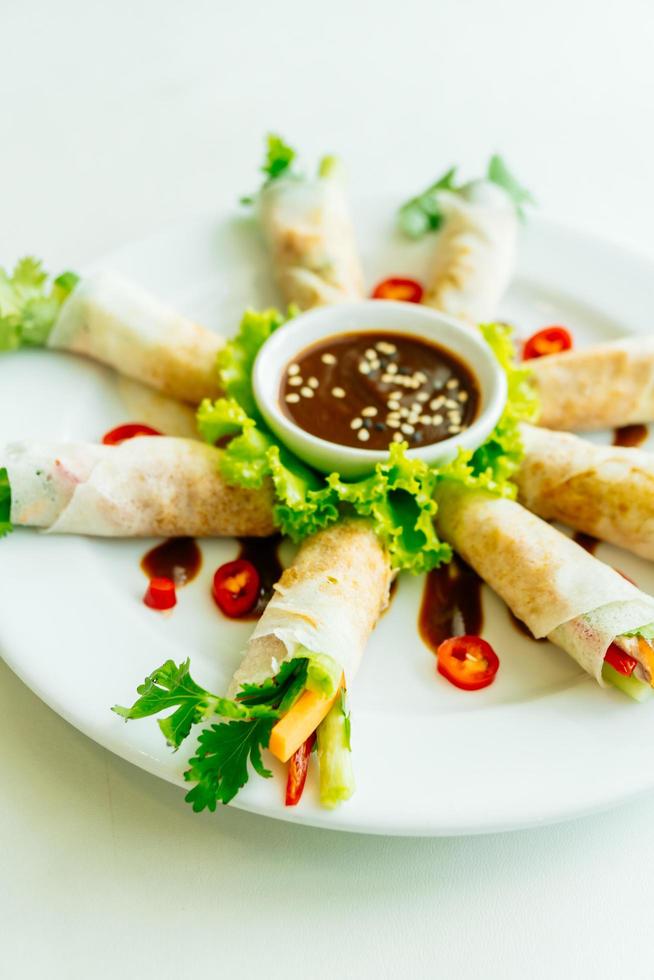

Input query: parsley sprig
[114,658,309,810]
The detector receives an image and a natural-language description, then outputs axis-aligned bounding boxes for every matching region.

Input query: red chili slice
[371,277,424,304]
[285,732,316,806]
[144,577,177,611]
[437,635,500,691]
[604,643,638,677]
[523,326,573,360]
[212,559,261,618]
[102,423,162,445]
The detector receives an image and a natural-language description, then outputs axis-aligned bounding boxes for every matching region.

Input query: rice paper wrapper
[259,175,364,310]
[4,437,275,538]
[435,487,654,682]
[422,185,517,325]
[532,336,654,431]
[228,520,391,696]
[48,271,224,404]
[516,423,654,560]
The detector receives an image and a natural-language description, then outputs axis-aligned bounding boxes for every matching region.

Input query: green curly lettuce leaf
[0,468,12,538]
[0,257,79,351]
[198,313,537,573]
[216,306,291,417]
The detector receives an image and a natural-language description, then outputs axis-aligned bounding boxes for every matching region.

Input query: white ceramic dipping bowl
[253,301,507,479]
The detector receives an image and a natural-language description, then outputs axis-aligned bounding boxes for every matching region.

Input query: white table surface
[3,1,654,977]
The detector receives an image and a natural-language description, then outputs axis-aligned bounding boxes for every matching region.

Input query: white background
[3,1,654,977]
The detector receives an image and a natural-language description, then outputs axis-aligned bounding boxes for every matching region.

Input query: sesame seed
[285,393,300,403]
[417,392,429,403]
[332,387,346,399]
[415,372,427,384]
[359,361,371,375]
[351,418,363,430]
[446,378,459,389]
[408,379,420,389]
[447,410,461,421]
[401,423,415,435]
[448,425,462,434]
[362,406,378,418]
[369,359,381,371]
[389,391,402,400]
[321,353,337,365]
[365,348,377,361]
[387,418,401,428]
[387,400,401,412]
[386,363,398,375]
[430,396,445,410]
[420,415,432,425]
[433,414,443,424]
[357,429,370,442]
[300,386,314,398]
[458,391,469,402]
[288,364,300,376]
[376,341,397,354]
[307,377,319,389]
[445,398,458,409]
[289,376,303,386]
[392,432,403,443]
[411,402,422,413]
[399,407,410,417]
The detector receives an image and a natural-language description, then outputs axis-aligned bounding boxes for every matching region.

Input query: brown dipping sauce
[280,331,480,452]
[419,557,483,653]
[235,534,284,620]
[141,537,202,585]
[613,424,648,448]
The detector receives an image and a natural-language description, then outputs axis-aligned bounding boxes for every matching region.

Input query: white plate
[2,201,654,836]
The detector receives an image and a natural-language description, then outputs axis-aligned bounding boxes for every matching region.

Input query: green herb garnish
[0,257,79,351]
[0,468,12,538]
[114,658,309,810]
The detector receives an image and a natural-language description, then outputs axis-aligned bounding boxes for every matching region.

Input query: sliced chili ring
[144,577,177,611]
[285,732,316,806]
[212,559,261,618]
[604,643,638,677]
[437,635,500,691]
[102,423,163,445]
[371,277,424,304]
[523,326,573,360]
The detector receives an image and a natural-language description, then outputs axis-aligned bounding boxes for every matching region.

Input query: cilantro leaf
[398,166,459,239]
[0,258,79,351]
[0,467,12,539]
[184,717,276,810]
[112,658,275,750]
[487,155,535,217]
[262,133,297,181]
[237,658,308,710]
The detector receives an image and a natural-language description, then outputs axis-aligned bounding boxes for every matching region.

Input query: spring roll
[435,485,654,689]
[228,518,391,806]
[532,336,654,431]
[48,271,224,404]
[515,423,654,560]
[229,519,391,694]
[258,157,364,310]
[3,437,275,537]
[422,181,517,325]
